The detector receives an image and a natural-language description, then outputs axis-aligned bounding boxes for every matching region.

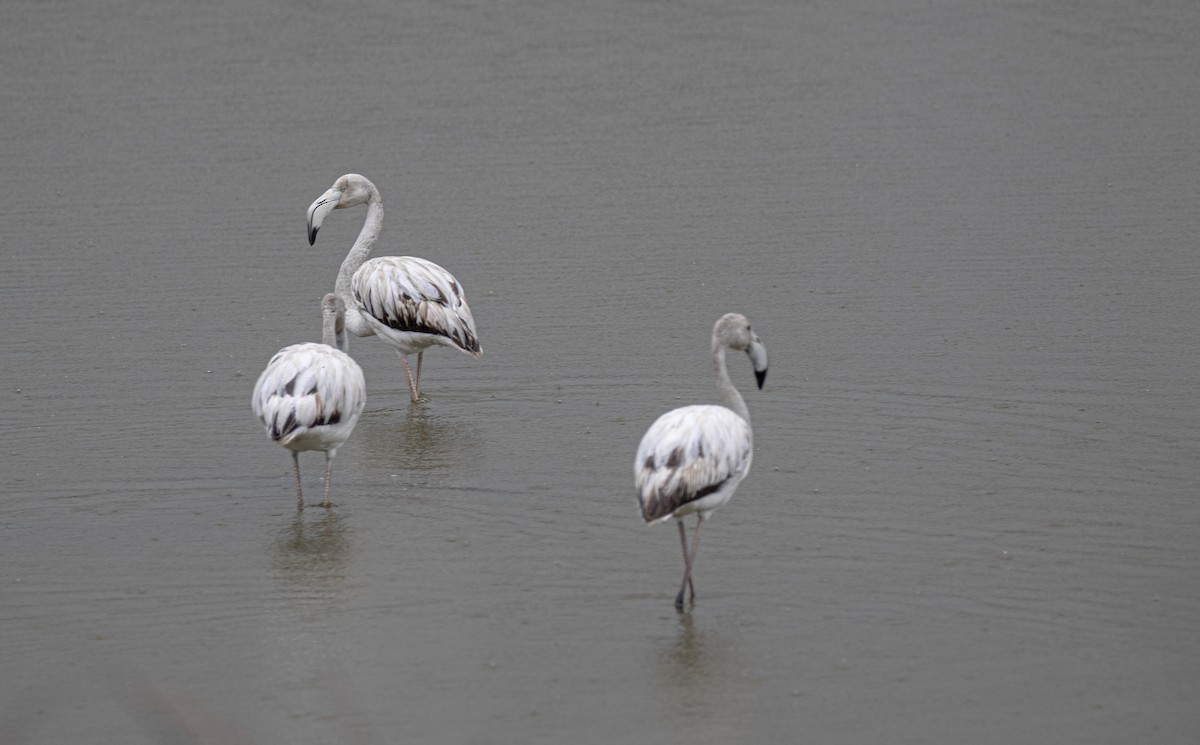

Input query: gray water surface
[3,1,1199,742]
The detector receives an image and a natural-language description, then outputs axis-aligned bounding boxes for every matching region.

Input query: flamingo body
[352,255,481,356]
[636,404,752,524]
[253,343,366,454]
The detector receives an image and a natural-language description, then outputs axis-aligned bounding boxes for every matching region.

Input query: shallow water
[3,0,1199,742]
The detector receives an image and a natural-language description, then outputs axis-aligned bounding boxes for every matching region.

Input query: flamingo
[252,293,367,510]
[306,173,482,402]
[635,313,768,609]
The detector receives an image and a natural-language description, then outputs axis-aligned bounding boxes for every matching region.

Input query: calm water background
[3,0,1198,742]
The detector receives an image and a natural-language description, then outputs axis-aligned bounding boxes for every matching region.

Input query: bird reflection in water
[653,612,747,728]
[356,404,481,472]
[266,512,372,735]
[270,509,353,598]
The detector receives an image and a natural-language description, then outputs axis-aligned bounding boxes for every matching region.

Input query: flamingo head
[306,173,377,245]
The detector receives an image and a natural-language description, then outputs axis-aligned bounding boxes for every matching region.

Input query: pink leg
[317,454,335,508]
[401,356,420,402]
[676,514,706,609]
[291,451,304,511]
[676,520,696,606]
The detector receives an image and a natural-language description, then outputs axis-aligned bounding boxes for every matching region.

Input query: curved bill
[748,336,768,389]
[306,188,342,245]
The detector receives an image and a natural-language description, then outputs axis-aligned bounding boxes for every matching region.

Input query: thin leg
[675,520,696,608]
[676,514,707,609]
[317,454,335,508]
[291,451,304,511]
[401,356,420,402]
[415,351,424,395]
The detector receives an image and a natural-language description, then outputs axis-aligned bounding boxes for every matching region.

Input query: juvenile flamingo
[635,313,768,609]
[306,173,481,402]
[252,293,367,509]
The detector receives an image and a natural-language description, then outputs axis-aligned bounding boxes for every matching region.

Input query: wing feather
[352,256,481,355]
[635,405,752,523]
[252,343,366,450]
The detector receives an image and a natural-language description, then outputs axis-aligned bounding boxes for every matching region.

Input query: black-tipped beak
[747,336,768,389]
[306,188,341,247]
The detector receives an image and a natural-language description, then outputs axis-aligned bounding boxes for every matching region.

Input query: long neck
[321,306,340,347]
[713,344,750,423]
[336,193,383,338]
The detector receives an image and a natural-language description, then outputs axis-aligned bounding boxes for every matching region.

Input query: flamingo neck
[336,194,383,338]
[713,344,750,424]
[321,306,339,348]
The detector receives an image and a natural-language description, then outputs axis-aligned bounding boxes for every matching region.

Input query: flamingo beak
[306,187,342,245]
[749,337,768,389]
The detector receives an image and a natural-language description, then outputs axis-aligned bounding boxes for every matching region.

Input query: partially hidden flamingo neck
[321,301,340,348]
[336,191,383,339]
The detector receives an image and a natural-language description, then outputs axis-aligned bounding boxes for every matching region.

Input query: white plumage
[307,173,481,402]
[253,293,366,509]
[635,313,768,609]
[636,405,753,523]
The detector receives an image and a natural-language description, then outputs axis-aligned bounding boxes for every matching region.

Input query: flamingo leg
[317,453,335,508]
[415,351,424,396]
[291,451,304,511]
[675,520,696,608]
[400,356,420,402]
[676,515,706,609]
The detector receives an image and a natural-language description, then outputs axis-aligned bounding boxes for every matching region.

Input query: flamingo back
[252,342,366,453]
[352,256,481,356]
[635,404,752,523]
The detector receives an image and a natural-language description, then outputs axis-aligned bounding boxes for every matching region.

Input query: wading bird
[306,173,481,402]
[253,293,367,510]
[635,313,768,609]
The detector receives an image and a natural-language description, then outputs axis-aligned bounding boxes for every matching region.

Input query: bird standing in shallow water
[306,173,481,403]
[635,313,768,609]
[253,293,367,510]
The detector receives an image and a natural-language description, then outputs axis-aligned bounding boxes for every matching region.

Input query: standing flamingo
[306,173,481,402]
[253,293,367,510]
[635,313,768,609]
